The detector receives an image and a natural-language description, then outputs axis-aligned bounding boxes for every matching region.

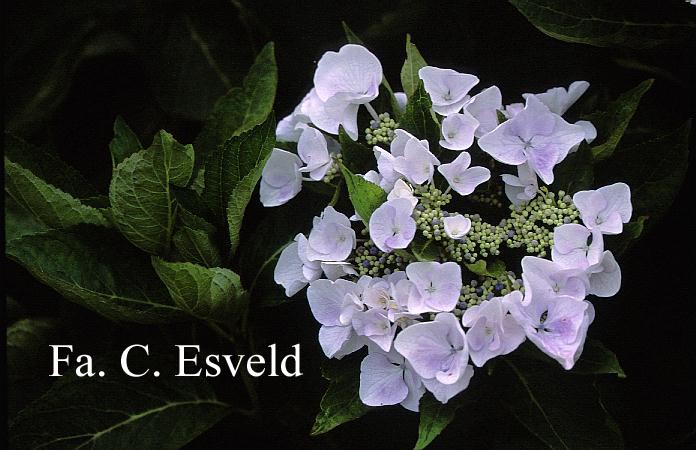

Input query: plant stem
[329,178,344,207]
[364,102,380,121]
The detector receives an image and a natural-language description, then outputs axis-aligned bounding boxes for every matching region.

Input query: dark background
[5,0,695,448]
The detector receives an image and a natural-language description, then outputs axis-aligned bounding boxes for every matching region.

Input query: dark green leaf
[604,215,647,256]
[552,145,594,193]
[597,120,691,227]
[465,259,506,278]
[203,114,275,221]
[4,133,96,198]
[414,394,459,450]
[194,42,277,162]
[589,79,653,161]
[339,164,387,225]
[7,318,58,382]
[109,130,194,255]
[6,227,186,324]
[510,0,696,49]
[172,208,222,267]
[399,82,440,147]
[497,357,625,449]
[152,257,246,322]
[572,339,626,378]
[5,158,109,230]
[401,34,427,100]
[110,115,143,167]
[5,194,49,242]
[311,357,371,435]
[341,21,364,45]
[338,125,373,174]
[410,237,440,262]
[496,109,508,125]
[9,361,229,450]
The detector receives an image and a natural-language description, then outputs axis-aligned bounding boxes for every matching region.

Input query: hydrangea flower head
[392,136,440,185]
[313,44,382,105]
[523,80,589,116]
[443,214,471,240]
[298,127,333,180]
[465,85,503,137]
[359,346,425,411]
[439,111,479,150]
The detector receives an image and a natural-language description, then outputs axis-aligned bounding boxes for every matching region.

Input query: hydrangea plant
[261,29,666,447]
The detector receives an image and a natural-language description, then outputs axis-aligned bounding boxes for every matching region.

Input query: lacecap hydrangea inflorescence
[262,43,632,410]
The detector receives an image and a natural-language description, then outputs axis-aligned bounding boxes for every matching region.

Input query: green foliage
[497,356,625,449]
[109,131,194,255]
[171,208,222,268]
[553,145,594,193]
[7,318,58,382]
[338,125,373,174]
[414,394,459,450]
[465,259,506,278]
[510,0,696,49]
[152,258,246,322]
[6,227,186,324]
[311,357,371,436]
[9,361,230,450]
[203,114,275,223]
[339,163,387,225]
[398,82,440,147]
[4,133,96,198]
[195,42,277,163]
[401,34,427,100]
[588,79,653,161]
[110,115,143,167]
[5,158,109,230]
[572,339,626,378]
[598,120,691,227]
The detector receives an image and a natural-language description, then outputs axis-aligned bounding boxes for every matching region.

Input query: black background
[5,0,695,448]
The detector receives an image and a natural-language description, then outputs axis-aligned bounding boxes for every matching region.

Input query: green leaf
[498,357,625,449]
[400,34,427,100]
[604,215,647,257]
[9,361,229,450]
[5,158,109,230]
[410,237,439,262]
[339,164,387,225]
[152,257,246,322]
[110,115,143,167]
[341,21,364,45]
[597,120,691,227]
[203,114,276,256]
[194,42,277,162]
[465,259,506,278]
[311,357,371,436]
[4,133,96,198]
[509,0,696,50]
[5,194,48,242]
[552,145,594,193]
[338,125,373,174]
[414,394,459,450]
[589,79,653,161]
[6,227,186,324]
[203,114,275,221]
[572,339,626,378]
[109,130,194,255]
[172,208,222,268]
[7,318,58,382]
[399,82,440,147]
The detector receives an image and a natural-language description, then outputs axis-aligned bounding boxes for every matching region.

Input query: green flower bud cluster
[469,184,504,208]
[412,184,453,241]
[365,113,399,145]
[445,214,506,263]
[322,153,343,184]
[352,239,411,277]
[453,271,525,315]
[501,187,580,257]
